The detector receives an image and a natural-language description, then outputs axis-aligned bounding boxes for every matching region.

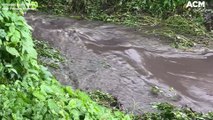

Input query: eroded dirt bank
[25,12,213,114]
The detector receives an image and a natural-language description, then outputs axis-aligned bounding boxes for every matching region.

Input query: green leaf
[65,86,76,96]
[6,46,20,57]
[22,39,37,58]
[51,85,64,95]
[11,30,21,44]
[40,84,53,94]
[9,25,16,33]
[33,91,46,101]
[0,15,3,21]
[71,109,81,119]
[0,29,6,39]
[48,99,60,113]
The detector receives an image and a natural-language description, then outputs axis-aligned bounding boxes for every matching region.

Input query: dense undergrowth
[35,40,64,69]
[0,0,213,119]
[37,0,213,48]
[0,77,131,119]
[0,1,131,119]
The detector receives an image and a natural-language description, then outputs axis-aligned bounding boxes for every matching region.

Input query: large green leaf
[6,46,20,57]
[9,24,16,33]
[10,30,21,44]
[33,90,46,101]
[48,99,60,113]
[0,29,6,39]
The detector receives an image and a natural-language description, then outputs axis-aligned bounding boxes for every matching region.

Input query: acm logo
[186,1,206,8]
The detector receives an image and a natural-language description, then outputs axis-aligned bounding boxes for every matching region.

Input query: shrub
[36,0,190,18]
[0,1,131,119]
[0,78,130,119]
[0,10,40,83]
[135,103,213,120]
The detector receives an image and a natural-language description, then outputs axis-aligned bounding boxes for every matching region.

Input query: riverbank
[36,0,213,49]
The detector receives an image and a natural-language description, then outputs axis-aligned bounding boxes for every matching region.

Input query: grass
[35,39,65,69]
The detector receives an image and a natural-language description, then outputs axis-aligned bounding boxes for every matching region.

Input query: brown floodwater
[26,12,213,113]
[75,25,213,112]
[86,41,213,104]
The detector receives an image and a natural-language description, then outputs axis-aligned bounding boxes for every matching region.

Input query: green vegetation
[148,15,207,48]
[135,103,213,120]
[0,1,131,119]
[0,10,38,83]
[37,0,189,18]
[89,90,121,110]
[0,78,131,119]
[37,0,212,48]
[35,40,64,69]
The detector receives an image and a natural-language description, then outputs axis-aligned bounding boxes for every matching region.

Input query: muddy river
[26,12,213,114]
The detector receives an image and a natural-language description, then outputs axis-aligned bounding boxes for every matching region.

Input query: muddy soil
[25,12,213,114]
